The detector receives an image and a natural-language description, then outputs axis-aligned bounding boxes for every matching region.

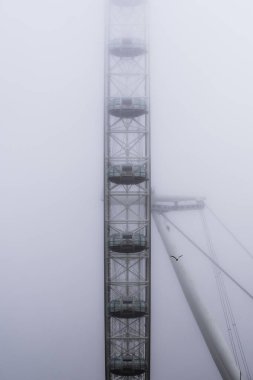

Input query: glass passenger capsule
[110,356,147,376]
[108,164,147,185]
[109,232,147,253]
[109,38,146,57]
[109,298,148,318]
[112,0,145,6]
[109,97,148,118]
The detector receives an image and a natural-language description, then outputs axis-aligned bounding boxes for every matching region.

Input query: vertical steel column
[104,0,151,379]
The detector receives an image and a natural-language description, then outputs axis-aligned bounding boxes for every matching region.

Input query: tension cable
[161,213,253,302]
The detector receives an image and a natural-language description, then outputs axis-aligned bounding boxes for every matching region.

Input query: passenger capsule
[110,356,147,376]
[109,38,146,57]
[109,97,148,118]
[112,0,145,6]
[109,232,147,253]
[108,164,147,185]
[109,298,147,318]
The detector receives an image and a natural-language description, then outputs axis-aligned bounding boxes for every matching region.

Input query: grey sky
[1,0,253,379]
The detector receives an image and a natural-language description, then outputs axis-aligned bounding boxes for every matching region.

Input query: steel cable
[206,205,253,261]
[160,213,253,302]
[200,210,251,380]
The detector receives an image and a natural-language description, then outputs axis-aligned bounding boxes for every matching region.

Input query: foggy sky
[1,0,253,379]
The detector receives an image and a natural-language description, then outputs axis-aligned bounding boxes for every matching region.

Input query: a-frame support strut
[152,197,243,380]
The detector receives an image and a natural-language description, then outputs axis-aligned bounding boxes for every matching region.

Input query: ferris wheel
[104,0,151,378]
[103,1,252,379]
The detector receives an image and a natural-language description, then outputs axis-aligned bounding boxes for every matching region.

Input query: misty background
[1,0,253,379]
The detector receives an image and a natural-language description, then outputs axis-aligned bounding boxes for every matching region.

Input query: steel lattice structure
[104,0,151,379]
